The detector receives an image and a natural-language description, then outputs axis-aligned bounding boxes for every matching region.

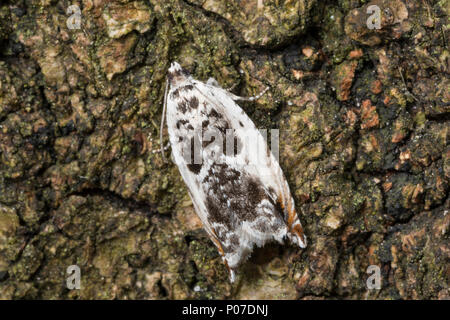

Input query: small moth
[162,62,306,282]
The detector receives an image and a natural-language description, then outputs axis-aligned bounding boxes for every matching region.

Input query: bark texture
[0,0,448,299]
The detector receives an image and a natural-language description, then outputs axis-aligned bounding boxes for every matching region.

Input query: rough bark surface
[0,0,448,299]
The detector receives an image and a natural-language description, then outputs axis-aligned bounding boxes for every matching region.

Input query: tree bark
[0,0,448,299]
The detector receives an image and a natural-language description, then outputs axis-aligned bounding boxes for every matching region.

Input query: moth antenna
[229,86,270,102]
[160,78,169,162]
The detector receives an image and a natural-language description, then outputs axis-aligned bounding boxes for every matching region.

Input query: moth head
[168,61,190,86]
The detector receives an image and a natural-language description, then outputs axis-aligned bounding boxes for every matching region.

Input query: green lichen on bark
[0,0,448,299]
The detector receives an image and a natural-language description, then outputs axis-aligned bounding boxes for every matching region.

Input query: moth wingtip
[297,229,308,249]
[229,269,236,283]
[290,223,307,248]
[299,235,307,248]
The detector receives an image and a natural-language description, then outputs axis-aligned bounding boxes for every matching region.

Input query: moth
[161,62,306,282]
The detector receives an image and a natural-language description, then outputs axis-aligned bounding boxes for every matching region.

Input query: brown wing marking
[277,193,306,244]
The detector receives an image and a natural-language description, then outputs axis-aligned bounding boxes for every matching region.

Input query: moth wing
[192,80,286,195]
[165,93,212,234]
[165,85,235,277]
[193,80,307,248]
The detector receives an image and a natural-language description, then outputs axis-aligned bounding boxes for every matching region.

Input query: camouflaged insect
[162,62,306,282]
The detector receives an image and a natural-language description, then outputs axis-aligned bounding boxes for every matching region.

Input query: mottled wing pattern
[165,62,306,282]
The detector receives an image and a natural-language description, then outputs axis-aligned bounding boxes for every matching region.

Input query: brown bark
[0,0,448,299]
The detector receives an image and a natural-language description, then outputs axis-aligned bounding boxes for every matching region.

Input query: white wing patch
[165,62,306,282]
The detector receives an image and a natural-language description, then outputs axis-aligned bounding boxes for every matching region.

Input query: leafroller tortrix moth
[161,62,306,282]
